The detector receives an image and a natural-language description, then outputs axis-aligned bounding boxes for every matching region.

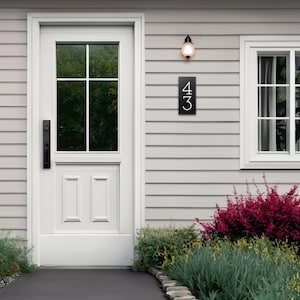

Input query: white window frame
[240,35,300,169]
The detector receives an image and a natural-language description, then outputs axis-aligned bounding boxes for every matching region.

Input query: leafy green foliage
[0,231,35,278]
[89,44,118,78]
[57,81,86,151]
[89,82,118,150]
[57,44,86,78]
[134,225,198,270]
[166,236,300,300]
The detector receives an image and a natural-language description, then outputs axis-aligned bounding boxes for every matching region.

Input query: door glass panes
[56,43,119,152]
[90,82,118,151]
[57,45,86,78]
[258,54,289,151]
[89,45,118,78]
[57,82,86,150]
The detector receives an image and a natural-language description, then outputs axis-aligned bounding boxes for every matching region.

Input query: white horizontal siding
[146,159,240,170]
[146,73,239,85]
[0,194,26,205]
[0,95,26,106]
[0,120,26,132]
[146,195,229,208]
[0,57,27,69]
[0,11,27,237]
[0,107,26,119]
[3,0,300,9]
[0,205,26,217]
[146,86,239,97]
[0,218,27,229]
[0,44,26,56]
[144,8,300,228]
[146,61,239,73]
[146,208,216,222]
[146,147,239,158]
[146,110,239,122]
[145,9,300,22]
[146,49,239,61]
[0,70,27,82]
[146,123,239,134]
[0,83,26,94]
[146,170,300,184]
[0,168,26,180]
[0,132,26,144]
[146,134,239,146]
[146,22,300,35]
[0,157,26,168]
[146,98,239,109]
[146,182,299,196]
[1,6,300,233]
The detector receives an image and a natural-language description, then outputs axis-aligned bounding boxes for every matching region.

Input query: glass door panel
[89,81,118,151]
[57,81,86,151]
[56,43,119,152]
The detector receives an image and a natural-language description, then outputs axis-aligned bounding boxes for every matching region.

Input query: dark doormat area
[0,269,167,300]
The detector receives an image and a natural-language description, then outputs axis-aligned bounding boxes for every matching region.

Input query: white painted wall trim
[27,12,145,264]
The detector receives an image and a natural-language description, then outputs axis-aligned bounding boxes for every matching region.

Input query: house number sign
[179,77,196,115]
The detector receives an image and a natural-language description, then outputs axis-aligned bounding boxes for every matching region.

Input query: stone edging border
[148,267,198,300]
[0,273,20,289]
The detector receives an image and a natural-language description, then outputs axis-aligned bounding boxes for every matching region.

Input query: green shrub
[134,225,199,270]
[166,236,300,300]
[0,231,35,278]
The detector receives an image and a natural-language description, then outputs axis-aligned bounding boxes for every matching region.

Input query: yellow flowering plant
[166,236,300,300]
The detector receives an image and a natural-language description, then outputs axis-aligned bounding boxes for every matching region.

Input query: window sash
[256,51,300,154]
[240,36,300,169]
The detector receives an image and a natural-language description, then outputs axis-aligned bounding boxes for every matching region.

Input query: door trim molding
[27,12,145,265]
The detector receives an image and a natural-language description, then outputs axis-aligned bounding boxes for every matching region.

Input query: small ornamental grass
[0,231,35,279]
[166,236,300,300]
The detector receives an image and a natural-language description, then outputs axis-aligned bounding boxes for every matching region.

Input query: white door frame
[27,12,145,265]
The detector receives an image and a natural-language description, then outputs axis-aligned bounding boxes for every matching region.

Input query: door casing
[27,12,145,266]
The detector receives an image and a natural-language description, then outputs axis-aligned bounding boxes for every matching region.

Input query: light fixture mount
[181,35,195,59]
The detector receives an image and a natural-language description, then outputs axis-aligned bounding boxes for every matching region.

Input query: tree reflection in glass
[56,43,119,152]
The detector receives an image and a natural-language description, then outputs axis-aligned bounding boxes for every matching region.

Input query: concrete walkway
[0,269,167,300]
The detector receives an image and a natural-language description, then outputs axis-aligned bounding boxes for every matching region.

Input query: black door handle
[43,120,51,169]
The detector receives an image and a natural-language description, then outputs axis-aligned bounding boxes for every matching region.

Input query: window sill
[241,153,300,169]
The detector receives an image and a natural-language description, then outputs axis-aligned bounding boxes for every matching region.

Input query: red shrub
[196,183,300,243]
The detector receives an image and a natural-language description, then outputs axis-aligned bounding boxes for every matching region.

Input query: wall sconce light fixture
[181,35,195,59]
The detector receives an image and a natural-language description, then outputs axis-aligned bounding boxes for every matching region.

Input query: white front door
[37,25,134,266]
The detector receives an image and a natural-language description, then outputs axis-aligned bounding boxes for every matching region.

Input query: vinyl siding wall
[145,9,300,227]
[0,11,27,237]
[1,5,300,236]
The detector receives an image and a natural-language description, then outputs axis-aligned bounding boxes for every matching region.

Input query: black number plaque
[179,77,196,115]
